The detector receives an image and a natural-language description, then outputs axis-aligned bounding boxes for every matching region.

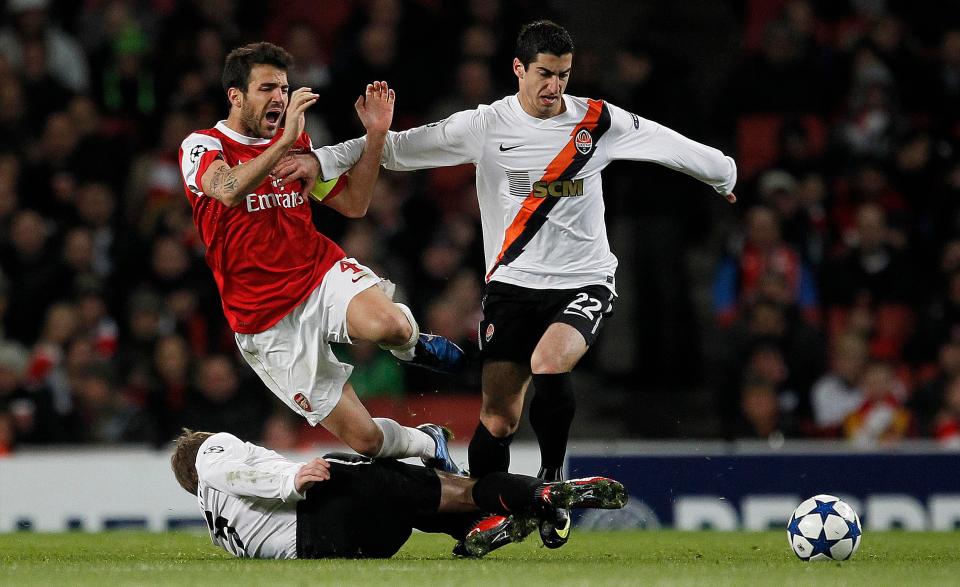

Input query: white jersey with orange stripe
[314,94,737,292]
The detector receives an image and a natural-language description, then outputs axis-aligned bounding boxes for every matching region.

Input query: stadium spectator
[826,202,913,307]
[736,379,789,443]
[63,363,153,443]
[0,339,59,445]
[714,205,819,328]
[0,0,90,93]
[933,375,960,449]
[181,355,265,440]
[844,360,912,447]
[908,341,960,436]
[145,334,193,445]
[810,333,869,436]
[169,428,627,559]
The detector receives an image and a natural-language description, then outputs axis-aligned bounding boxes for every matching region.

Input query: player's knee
[530,353,570,375]
[482,412,520,436]
[378,307,413,346]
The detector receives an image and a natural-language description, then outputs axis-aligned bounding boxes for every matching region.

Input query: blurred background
[1,0,960,457]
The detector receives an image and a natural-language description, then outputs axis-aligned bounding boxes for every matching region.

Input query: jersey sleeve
[179,133,225,196]
[602,102,737,195]
[195,433,305,502]
[381,108,486,171]
[312,136,367,181]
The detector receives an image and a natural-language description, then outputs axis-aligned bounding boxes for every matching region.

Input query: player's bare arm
[323,81,395,218]
[201,87,318,207]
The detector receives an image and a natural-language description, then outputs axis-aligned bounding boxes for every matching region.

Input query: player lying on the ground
[170,428,628,559]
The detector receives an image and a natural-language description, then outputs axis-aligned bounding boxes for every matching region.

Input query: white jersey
[195,432,305,559]
[314,94,737,291]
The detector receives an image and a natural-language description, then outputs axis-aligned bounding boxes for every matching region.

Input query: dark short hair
[515,20,574,68]
[170,428,214,494]
[222,42,293,95]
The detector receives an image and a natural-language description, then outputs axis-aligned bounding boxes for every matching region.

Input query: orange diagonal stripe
[487,99,604,280]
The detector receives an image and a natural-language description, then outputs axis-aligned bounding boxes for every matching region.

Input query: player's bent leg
[345,285,465,374]
[345,284,414,346]
[321,383,450,465]
[319,383,383,456]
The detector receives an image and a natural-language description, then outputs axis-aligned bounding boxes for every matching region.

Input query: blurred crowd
[0,0,959,452]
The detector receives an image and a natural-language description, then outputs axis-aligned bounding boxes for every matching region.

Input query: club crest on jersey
[575,128,593,154]
[294,393,312,412]
[485,323,495,342]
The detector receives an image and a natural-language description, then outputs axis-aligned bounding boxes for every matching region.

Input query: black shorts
[296,456,441,559]
[478,281,616,363]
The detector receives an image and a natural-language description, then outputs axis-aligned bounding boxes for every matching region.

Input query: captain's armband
[309,175,345,203]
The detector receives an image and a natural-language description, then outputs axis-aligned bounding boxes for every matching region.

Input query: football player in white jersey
[274,20,737,550]
[170,429,627,559]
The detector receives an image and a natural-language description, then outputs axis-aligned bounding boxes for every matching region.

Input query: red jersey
[179,121,346,334]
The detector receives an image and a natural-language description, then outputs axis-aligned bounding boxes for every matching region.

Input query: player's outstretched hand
[273,153,319,187]
[295,457,331,494]
[355,80,395,135]
[283,87,319,144]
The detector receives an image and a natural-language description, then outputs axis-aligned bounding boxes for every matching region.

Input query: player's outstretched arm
[323,81,395,218]
[201,87,318,207]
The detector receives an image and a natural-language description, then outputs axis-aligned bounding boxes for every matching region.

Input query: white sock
[373,417,435,459]
[379,303,420,359]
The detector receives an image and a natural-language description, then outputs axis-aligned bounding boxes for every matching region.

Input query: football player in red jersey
[178,43,464,473]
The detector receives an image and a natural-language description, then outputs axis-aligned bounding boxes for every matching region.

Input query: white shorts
[235,258,382,425]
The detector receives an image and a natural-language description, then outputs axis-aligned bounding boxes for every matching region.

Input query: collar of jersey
[509,94,577,126]
[215,121,273,146]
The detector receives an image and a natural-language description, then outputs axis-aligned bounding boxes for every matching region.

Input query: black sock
[529,373,575,472]
[468,421,513,478]
[471,472,540,515]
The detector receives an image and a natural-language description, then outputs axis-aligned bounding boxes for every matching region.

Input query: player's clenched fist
[295,457,331,493]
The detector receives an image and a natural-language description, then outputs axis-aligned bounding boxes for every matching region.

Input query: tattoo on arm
[209,166,239,201]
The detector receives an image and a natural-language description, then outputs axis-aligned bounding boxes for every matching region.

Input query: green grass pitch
[2,530,960,586]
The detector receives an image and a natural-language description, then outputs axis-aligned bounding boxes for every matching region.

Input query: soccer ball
[787,494,862,561]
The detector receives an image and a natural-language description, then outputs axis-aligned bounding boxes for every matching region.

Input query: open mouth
[265,110,282,124]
